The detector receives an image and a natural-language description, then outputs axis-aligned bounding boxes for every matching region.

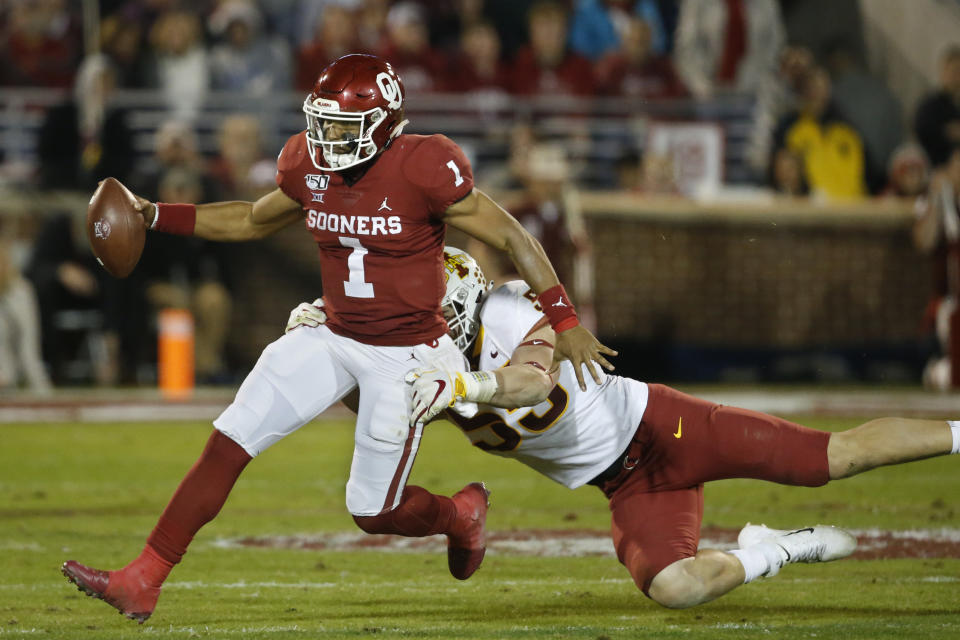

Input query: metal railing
[0,88,757,190]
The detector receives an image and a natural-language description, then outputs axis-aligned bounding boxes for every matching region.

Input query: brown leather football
[86,177,146,278]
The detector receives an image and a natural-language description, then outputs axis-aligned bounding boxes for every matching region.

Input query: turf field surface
[1,414,958,639]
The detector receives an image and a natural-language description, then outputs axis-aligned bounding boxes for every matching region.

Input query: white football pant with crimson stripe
[213,324,464,515]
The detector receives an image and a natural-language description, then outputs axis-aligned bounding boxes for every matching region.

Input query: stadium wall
[0,191,927,383]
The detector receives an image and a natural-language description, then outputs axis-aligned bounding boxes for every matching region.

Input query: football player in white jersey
[290,247,960,609]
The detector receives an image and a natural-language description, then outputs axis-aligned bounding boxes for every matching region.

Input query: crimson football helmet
[442,247,490,351]
[303,54,408,171]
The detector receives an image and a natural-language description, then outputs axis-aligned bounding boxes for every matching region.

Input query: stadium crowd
[0,0,957,389]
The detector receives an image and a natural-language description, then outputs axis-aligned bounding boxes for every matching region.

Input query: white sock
[949,421,960,454]
[730,548,766,583]
[730,543,785,583]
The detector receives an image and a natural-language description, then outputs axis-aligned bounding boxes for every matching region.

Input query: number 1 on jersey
[446,160,464,187]
[339,237,374,298]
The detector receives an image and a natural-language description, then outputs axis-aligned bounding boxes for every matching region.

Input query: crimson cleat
[61,560,158,623]
[447,482,490,580]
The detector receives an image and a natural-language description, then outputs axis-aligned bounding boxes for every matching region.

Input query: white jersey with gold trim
[446,281,648,489]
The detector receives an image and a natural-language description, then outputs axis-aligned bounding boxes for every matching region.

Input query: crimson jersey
[276,132,474,346]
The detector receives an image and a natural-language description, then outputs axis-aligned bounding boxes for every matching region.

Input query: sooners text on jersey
[276,132,474,345]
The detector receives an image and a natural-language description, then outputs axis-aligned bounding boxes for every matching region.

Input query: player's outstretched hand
[405,366,456,426]
[132,195,155,226]
[553,325,617,391]
[285,298,326,333]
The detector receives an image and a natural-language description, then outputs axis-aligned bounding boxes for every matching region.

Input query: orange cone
[158,308,194,399]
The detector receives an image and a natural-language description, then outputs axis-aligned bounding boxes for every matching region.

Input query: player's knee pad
[213,372,302,457]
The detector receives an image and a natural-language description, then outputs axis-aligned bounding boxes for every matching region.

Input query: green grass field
[1,416,958,639]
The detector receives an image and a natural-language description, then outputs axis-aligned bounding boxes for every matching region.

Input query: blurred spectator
[673,0,785,100]
[36,54,135,190]
[208,0,292,95]
[442,20,510,94]
[421,0,486,51]
[746,45,813,180]
[595,14,685,99]
[207,114,274,201]
[915,44,960,170]
[99,10,148,88]
[296,4,361,92]
[484,0,538,60]
[769,147,809,197]
[0,0,80,87]
[882,143,930,199]
[259,0,312,46]
[825,39,903,193]
[356,0,391,52]
[912,147,960,390]
[145,9,209,120]
[641,151,678,194]
[293,0,365,48]
[477,119,537,190]
[614,145,678,195]
[568,0,623,61]
[132,119,212,202]
[470,143,596,330]
[376,2,447,93]
[0,240,51,393]
[24,212,117,385]
[633,0,677,56]
[140,168,233,383]
[508,1,596,96]
[616,148,643,191]
[771,67,868,200]
[778,0,865,68]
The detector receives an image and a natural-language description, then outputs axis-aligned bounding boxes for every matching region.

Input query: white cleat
[738,523,857,576]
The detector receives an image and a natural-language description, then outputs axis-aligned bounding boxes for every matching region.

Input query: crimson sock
[133,430,251,579]
[114,545,174,593]
[353,485,457,537]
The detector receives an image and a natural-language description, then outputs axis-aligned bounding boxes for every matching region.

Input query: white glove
[285,298,326,334]
[405,366,456,426]
[405,366,498,426]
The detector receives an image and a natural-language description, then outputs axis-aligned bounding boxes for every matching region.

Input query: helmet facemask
[303,96,388,171]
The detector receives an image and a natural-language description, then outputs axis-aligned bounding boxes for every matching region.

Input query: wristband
[154,202,197,236]
[454,370,498,403]
[538,284,580,332]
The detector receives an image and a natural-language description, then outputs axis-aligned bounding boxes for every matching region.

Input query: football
[86,177,146,278]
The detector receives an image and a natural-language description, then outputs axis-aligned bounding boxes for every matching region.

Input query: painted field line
[1,577,634,593]
[2,388,957,423]
[216,527,960,559]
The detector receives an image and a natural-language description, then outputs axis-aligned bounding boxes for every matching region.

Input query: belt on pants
[586,443,638,487]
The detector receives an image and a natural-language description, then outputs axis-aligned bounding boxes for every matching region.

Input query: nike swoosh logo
[778,543,791,562]
[413,380,446,425]
[673,417,682,439]
[785,528,815,536]
[490,350,499,358]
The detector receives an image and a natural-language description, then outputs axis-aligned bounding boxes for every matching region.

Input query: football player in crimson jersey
[295,247,960,610]
[61,54,616,623]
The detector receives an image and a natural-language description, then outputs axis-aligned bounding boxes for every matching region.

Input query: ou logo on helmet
[376,72,402,109]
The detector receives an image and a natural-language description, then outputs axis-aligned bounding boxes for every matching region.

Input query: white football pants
[214,324,463,516]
